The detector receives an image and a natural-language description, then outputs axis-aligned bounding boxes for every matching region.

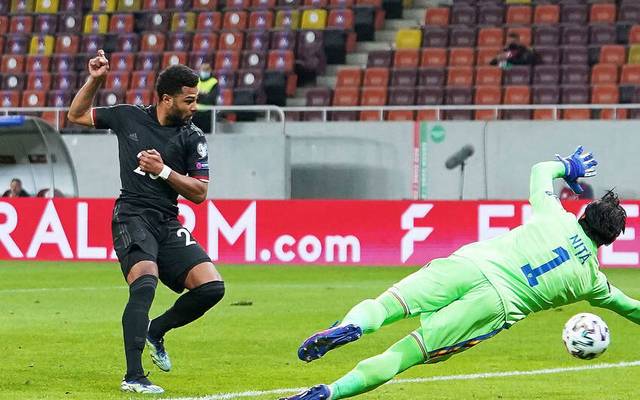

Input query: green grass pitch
[1,261,639,400]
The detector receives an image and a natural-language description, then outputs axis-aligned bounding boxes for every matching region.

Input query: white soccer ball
[562,313,610,360]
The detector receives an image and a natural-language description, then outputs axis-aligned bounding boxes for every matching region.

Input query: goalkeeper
[282,146,636,400]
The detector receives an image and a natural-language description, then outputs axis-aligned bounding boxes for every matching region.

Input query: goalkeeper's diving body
[282,147,638,400]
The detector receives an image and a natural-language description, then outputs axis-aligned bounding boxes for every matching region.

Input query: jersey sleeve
[529,161,566,215]
[186,133,210,183]
[92,105,127,131]
[588,272,640,325]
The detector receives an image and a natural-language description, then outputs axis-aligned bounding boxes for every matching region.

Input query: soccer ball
[562,313,610,360]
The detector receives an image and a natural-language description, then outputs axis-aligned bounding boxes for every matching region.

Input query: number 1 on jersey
[521,247,570,287]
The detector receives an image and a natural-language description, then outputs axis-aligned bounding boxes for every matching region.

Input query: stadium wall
[62,121,640,199]
[0,198,638,267]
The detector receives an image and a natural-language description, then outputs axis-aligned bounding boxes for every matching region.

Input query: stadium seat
[387,87,415,121]
[506,5,531,25]
[367,50,393,68]
[476,47,500,66]
[34,15,57,34]
[474,85,501,120]
[447,66,473,87]
[51,54,75,73]
[591,64,618,85]
[359,86,387,121]
[162,51,187,68]
[562,4,588,25]
[47,89,73,107]
[394,49,419,68]
[478,28,504,49]
[241,50,266,69]
[618,2,640,24]
[84,14,109,34]
[11,0,34,13]
[141,32,165,53]
[251,0,275,9]
[448,48,474,67]
[363,67,389,87]
[416,86,444,120]
[171,12,196,32]
[267,50,294,73]
[1,55,25,74]
[590,3,616,24]
[58,14,82,33]
[110,52,135,71]
[271,31,296,51]
[532,85,560,120]
[328,0,352,9]
[562,25,588,46]
[395,29,421,50]
[130,71,155,90]
[621,64,640,85]
[249,10,274,30]
[51,72,77,90]
[29,35,54,56]
[533,65,560,85]
[301,9,327,30]
[418,67,445,87]
[304,87,331,122]
[592,84,623,119]
[445,87,473,120]
[561,84,590,120]
[599,45,626,66]
[422,27,448,48]
[561,46,588,65]
[561,65,589,84]
[630,25,640,45]
[336,68,362,87]
[534,25,560,46]
[137,12,170,32]
[4,35,28,55]
[0,90,21,107]
[225,0,249,9]
[10,16,34,34]
[21,89,46,107]
[219,32,244,51]
[331,86,359,121]
[126,88,153,105]
[451,5,476,26]
[478,4,504,26]
[390,68,416,87]
[80,35,105,54]
[535,46,560,65]
[275,10,300,30]
[98,88,125,106]
[135,53,160,71]
[190,34,217,54]
[117,0,141,11]
[109,14,135,33]
[237,69,262,89]
[2,74,26,90]
[475,66,501,86]
[215,51,240,70]
[504,66,531,85]
[503,85,531,120]
[629,45,640,64]
[506,27,531,47]
[590,25,616,47]
[27,72,51,90]
[420,48,447,68]
[305,0,326,7]
[449,26,476,48]
[167,32,192,52]
[425,7,449,26]
[35,0,59,12]
[223,11,248,30]
[534,4,559,24]
[246,31,271,51]
[26,55,49,73]
[197,12,222,31]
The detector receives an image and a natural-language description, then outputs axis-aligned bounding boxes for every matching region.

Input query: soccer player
[67,50,225,394]
[282,147,638,400]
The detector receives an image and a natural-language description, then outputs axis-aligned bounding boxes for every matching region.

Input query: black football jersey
[93,104,209,217]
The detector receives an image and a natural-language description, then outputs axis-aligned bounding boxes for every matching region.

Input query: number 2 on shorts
[177,228,196,246]
[521,247,570,287]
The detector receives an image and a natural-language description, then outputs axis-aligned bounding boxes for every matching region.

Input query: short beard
[167,108,188,126]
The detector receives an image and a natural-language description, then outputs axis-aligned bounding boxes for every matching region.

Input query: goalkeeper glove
[555,146,598,195]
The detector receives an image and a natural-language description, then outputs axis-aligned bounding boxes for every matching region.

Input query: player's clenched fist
[137,149,165,176]
[88,49,109,78]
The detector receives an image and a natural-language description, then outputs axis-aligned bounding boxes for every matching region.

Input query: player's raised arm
[589,278,640,325]
[67,50,109,127]
[529,146,598,214]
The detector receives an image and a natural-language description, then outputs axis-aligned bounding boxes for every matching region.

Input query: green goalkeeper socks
[340,292,406,333]
[329,332,426,399]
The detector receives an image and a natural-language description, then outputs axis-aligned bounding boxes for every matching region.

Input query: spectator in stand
[192,63,219,134]
[490,32,538,70]
[2,178,30,197]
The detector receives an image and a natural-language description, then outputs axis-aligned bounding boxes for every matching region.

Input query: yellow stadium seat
[506,0,531,4]
[84,14,109,34]
[171,12,196,32]
[402,0,413,8]
[35,0,59,13]
[117,0,140,11]
[10,0,34,13]
[275,10,300,29]
[29,35,54,55]
[301,9,327,30]
[395,28,422,49]
[92,0,116,12]
[629,45,640,64]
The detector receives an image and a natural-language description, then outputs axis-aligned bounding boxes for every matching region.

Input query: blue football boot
[298,323,362,362]
[279,384,332,400]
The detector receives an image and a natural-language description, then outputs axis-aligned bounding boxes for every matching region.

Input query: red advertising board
[0,198,638,267]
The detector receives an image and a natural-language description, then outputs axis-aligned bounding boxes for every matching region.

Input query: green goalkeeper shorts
[387,256,507,364]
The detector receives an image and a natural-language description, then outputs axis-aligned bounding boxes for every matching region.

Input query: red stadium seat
[21,90,46,107]
[359,86,387,121]
[215,51,240,70]
[27,72,51,90]
[54,34,80,54]
[425,7,449,26]
[131,71,156,89]
[363,67,389,87]
[223,11,248,30]
[197,12,222,31]
[140,32,166,52]
[267,50,294,72]
[218,31,244,51]
[474,85,501,120]
[448,48,474,67]
[26,55,50,73]
[420,48,447,67]
[394,50,419,69]
[336,68,362,87]
[475,66,502,86]
[126,89,154,105]
[591,64,618,85]
[192,33,218,53]
[447,66,473,87]
[0,91,21,107]
[506,5,532,25]
[1,55,25,73]
[161,51,188,68]
[105,71,130,90]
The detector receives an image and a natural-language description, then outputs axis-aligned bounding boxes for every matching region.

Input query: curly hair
[579,190,627,247]
[156,65,199,98]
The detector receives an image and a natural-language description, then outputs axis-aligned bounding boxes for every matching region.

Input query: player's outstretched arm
[67,50,109,127]
[138,150,208,204]
[590,285,640,325]
[529,161,567,214]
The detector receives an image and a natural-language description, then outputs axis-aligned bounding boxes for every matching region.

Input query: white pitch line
[0,285,126,294]
[166,360,640,400]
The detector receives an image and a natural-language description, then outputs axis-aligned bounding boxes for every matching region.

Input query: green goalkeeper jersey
[452,161,640,326]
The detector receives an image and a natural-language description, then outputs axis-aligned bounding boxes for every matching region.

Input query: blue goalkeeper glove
[555,146,598,194]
